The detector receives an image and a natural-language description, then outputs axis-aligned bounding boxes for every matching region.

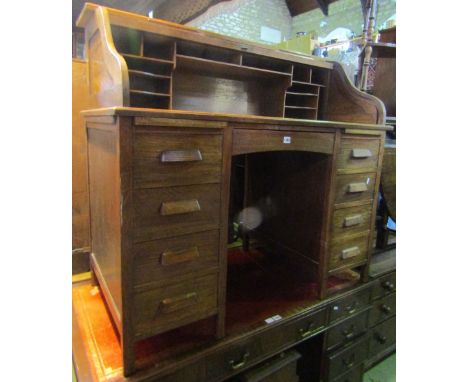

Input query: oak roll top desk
[76,3,391,379]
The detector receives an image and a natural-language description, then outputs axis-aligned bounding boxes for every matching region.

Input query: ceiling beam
[316,0,329,16]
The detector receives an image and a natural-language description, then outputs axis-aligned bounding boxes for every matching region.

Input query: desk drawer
[232,129,334,156]
[331,364,363,382]
[133,183,221,242]
[133,130,223,188]
[132,272,218,338]
[132,230,220,289]
[232,350,300,382]
[368,316,396,355]
[329,288,371,323]
[371,272,396,300]
[369,293,396,327]
[265,308,327,351]
[206,337,264,381]
[326,310,369,350]
[329,234,369,272]
[331,205,373,239]
[325,337,368,380]
[334,173,376,206]
[337,137,380,171]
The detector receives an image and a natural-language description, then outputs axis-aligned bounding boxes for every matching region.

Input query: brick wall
[292,0,396,39]
[187,0,293,44]
[187,0,396,44]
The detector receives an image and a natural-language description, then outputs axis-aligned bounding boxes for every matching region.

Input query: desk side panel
[87,120,123,326]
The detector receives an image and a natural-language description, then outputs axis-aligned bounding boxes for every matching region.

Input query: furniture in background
[73,3,391,379]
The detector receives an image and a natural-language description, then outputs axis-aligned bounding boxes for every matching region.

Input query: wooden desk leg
[122,336,135,377]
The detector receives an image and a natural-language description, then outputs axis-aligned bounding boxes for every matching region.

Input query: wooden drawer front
[133,230,219,289]
[369,293,395,327]
[337,137,380,171]
[368,316,396,355]
[232,129,335,156]
[133,184,221,242]
[329,288,371,323]
[334,173,376,206]
[326,337,368,380]
[132,272,218,338]
[331,364,363,382]
[133,130,223,188]
[331,205,373,238]
[206,337,264,381]
[234,350,300,382]
[265,308,328,352]
[329,234,369,271]
[371,272,396,300]
[326,310,369,350]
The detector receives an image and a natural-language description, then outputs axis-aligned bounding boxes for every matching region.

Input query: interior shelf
[128,70,171,79]
[130,90,170,97]
[122,53,174,65]
[176,54,293,80]
[285,105,317,110]
[292,80,326,87]
[286,91,319,96]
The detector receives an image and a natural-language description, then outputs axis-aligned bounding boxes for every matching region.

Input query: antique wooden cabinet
[75,3,391,378]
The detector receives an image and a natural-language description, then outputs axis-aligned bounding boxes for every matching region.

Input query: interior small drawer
[337,137,380,171]
[132,230,220,290]
[132,272,218,339]
[371,271,396,300]
[326,310,369,351]
[368,316,396,355]
[328,233,369,272]
[133,183,221,242]
[325,337,368,381]
[369,293,396,327]
[334,173,376,206]
[329,288,371,323]
[133,129,223,188]
[331,205,373,239]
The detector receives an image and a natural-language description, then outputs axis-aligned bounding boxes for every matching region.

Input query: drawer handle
[375,333,387,344]
[342,354,355,369]
[343,214,363,227]
[347,182,368,193]
[345,302,358,315]
[161,149,202,163]
[229,351,250,370]
[382,281,395,292]
[342,324,356,340]
[351,148,372,158]
[161,247,200,266]
[160,292,198,314]
[380,304,392,314]
[299,321,317,338]
[341,246,361,259]
[160,199,201,216]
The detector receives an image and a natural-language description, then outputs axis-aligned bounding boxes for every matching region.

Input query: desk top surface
[82,107,392,132]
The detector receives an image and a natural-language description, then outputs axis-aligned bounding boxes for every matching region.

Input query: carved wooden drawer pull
[347,182,368,193]
[351,148,372,158]
[161,247,200,266]
[343,214,363,227]
[160,199,201,216]
[160,292,198,313]
[341,246,361,259]
[160,149,203,163]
